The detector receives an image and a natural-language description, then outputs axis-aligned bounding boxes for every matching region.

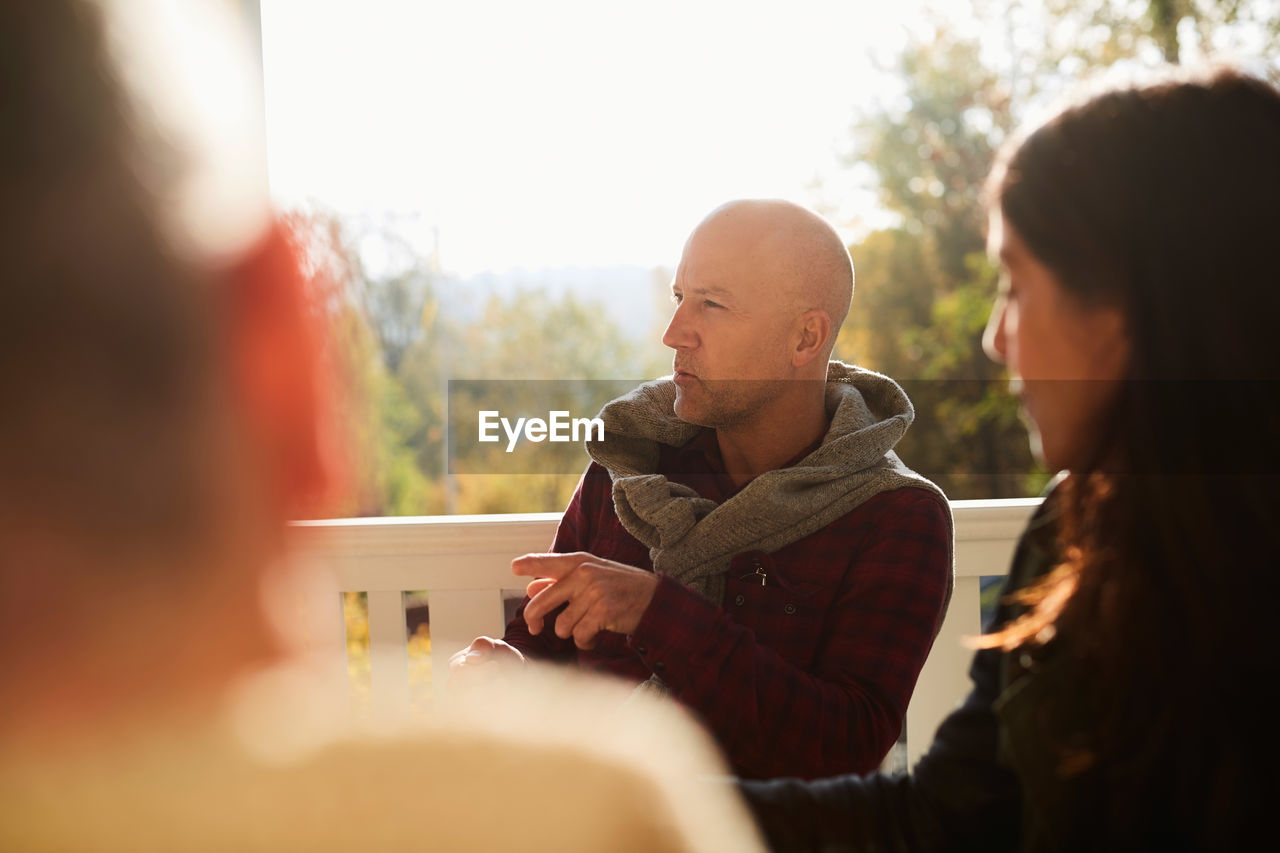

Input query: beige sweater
[0,666,763,852]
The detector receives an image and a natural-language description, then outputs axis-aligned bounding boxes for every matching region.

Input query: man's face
[661,225,796,428]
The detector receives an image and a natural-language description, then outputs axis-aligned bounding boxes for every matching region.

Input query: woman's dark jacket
[738,488,1143,852]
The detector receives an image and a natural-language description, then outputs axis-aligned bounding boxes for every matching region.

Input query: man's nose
[662,303,695,350]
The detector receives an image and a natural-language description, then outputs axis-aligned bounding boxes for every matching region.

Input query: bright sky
[260,0,967,276]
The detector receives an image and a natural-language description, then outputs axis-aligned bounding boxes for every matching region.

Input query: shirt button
[654,661,667,673]
[635,645,648,656]
[734,594,745,606]
[784,603,797,615]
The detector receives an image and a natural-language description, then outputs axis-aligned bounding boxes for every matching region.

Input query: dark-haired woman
[740,68,1280,851]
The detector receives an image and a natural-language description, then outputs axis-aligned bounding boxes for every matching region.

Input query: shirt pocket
[726,550,829,667]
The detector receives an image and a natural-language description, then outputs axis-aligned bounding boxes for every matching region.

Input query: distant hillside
[443,264,670,341]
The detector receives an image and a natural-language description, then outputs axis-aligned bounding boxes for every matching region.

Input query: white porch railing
[289,498,1039,766]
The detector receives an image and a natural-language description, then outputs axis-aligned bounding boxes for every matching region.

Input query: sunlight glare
[261,0,955,274]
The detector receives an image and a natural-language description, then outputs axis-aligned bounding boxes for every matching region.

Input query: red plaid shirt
[503,429,951,780]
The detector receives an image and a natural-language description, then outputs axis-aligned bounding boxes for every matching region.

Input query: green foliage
[373,371,439,516]
[837,27,1031,498]
[286,208,647,516]
[901,253,1048,499]
[853,32,1012,280]
[980,0,1279,94]
[836,226,1043,497]
[395,335,447,481]
[453,473,582,516]
[835,1,1276,498]
[1042,0,1280,68]
[459,290,641,381]
[447,290,642,513]
[297,1,1275,513]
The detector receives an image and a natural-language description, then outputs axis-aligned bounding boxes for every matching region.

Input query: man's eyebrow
[673,282,734,300]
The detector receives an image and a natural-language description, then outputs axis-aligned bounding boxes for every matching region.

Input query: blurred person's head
[980,68,1280,835]
[662,199,852,428]
[0,0,330,741]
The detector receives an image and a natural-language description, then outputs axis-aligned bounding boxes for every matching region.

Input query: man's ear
[224,220,340,520]
[792,309,831,368]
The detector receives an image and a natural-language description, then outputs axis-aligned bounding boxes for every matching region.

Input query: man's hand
[513,552,659,650]
[447,636,526,685]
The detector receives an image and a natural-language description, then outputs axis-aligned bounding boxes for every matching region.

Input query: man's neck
[714,386,830,487]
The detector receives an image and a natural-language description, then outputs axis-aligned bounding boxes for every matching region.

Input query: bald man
[453,200,953,780]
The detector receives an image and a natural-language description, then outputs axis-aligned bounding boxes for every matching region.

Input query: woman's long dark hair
[986,69,1280,842]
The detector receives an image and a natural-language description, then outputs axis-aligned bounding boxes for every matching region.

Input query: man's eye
[704,299,721,309]
[670,292,683,305]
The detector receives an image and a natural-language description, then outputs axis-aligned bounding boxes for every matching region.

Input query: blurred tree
[980,0,1279,99]
[450,289,642,514]
[1035,0,1280,68]
[834,31,1040,498]
[366,266,435,374]
[396,315,449,484]
[459,289,642,381]
[283,207,437,516]
[834,1,1276,498]
[851,35,1012,282]
[285,207,658,516]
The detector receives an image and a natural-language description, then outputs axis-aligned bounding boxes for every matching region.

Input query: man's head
[662,199,853,428]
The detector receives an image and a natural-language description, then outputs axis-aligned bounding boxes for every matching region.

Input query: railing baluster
[366,589,410,722]
[293,501,1041,748]
[901,498,1040,767]
[425,588,509,696]
[906,576,981,767]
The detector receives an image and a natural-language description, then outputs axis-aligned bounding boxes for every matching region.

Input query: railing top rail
[291,511,563,529]
[290,497,1044,529]
[949,497,1043,511]
[288,499,1042,582]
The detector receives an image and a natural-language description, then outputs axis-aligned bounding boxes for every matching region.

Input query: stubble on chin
[672,381,762,429]
[671,388,703,426]
[671,385,718,427]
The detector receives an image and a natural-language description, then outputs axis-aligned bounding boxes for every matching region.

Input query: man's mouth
[673,366,697,387]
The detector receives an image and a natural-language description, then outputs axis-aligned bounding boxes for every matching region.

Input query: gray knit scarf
[588,360,954,609]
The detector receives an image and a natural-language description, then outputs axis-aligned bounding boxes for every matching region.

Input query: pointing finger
[511,552,588,580]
